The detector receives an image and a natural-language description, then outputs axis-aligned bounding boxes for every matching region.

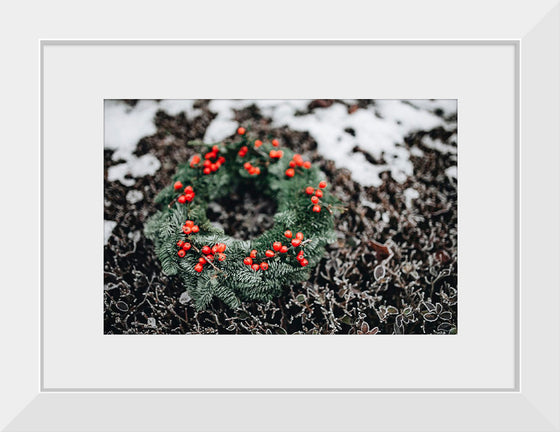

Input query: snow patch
[201,99,457,187]
[179,291,192,305]
[108,154,161,187]
[104,220,117,245]
[126,190,144,204]
[104,100,201,185]
[105,99,458,188]
[421,136,457,155]
[403,188,420,208]
[445,166,458,180]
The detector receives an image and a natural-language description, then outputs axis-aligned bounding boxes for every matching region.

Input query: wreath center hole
[206,187,277,240]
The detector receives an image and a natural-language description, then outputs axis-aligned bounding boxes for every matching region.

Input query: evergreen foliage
[144,131,340,310]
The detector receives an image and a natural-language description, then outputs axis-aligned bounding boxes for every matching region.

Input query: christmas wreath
[145,128,340,310]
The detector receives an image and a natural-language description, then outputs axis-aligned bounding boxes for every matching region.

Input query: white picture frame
[2,1,559,430]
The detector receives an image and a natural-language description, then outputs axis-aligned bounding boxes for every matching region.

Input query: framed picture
[2,1,559,431]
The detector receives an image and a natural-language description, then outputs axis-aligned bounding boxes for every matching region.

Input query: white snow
[105,99,457,188]
[104,100,200,185]
[126,190,144,204]
[104,220,117,245]
[403,188,420,208]
[421,135,457,155]
[445,166,458,180]
[179,291,192,305]
[200,99,457,187]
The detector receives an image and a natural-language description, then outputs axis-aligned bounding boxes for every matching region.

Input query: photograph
[104,99,458,335]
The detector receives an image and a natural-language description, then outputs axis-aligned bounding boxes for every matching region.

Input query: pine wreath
[145,128,340,310]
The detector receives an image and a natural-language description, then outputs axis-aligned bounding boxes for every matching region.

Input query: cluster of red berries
[283,231,309,266]
[202,146,226,175]
[305,181,327,213]
[242,231,309,270]
[243,249,270,271]
[173,182,196,204]
[269,149,284,159]
[238,146,249,158]
[243,162,261,176]
[193,242,227,272]
[285,154,312,177]
[181,219,200,235]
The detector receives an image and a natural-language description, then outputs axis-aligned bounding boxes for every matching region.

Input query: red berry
[185,193,194,202]
[184,186,193,194]
[312,205,321,213]
[210,163,218,172]
[204,152,215,160]
[177,195,187,204]
[203,167,211,175]
[300,258,309,267]
[305,186,315,195]
[201,246,211,255]
[178,250,186,258]
[244,162,252,170]
[177,240,185,247]
[293,154,304,166]
[174,181,183,190]
[206,254,214,262]
[217,253,226,261]
[319,181,327,189]
[212,145,219,153]
[244,257,253,266]
[284,230,292,239]
[272,139,279,147]
[260,262,269,270]
[191,225,199,233]
[297,252,304,261]
[291,238,301,247]
[311,196,319,204]
[199,257,207,264]
[203,160,211,168]
[212,245,219,254]
[194,263,203,272]
[182,242,192,251]
[277,151,284,158]
[315,189,323,198]
[250,249,258,259]
[269,150,277,158]
[303,161,311,169]
[237,127,246,135]
[295,232,304,240]
[280,245,289,253]
[251,263,260,271]
[218,156,226,164]
[182,226,192,234]
[289,160,296,168]
[185,220,194,228]
[265,250,275,258]
[191,155,201,165]
[217,243,226,253]
[285,168,295,177]
[272,241,282,251]
[254,140,262,148]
